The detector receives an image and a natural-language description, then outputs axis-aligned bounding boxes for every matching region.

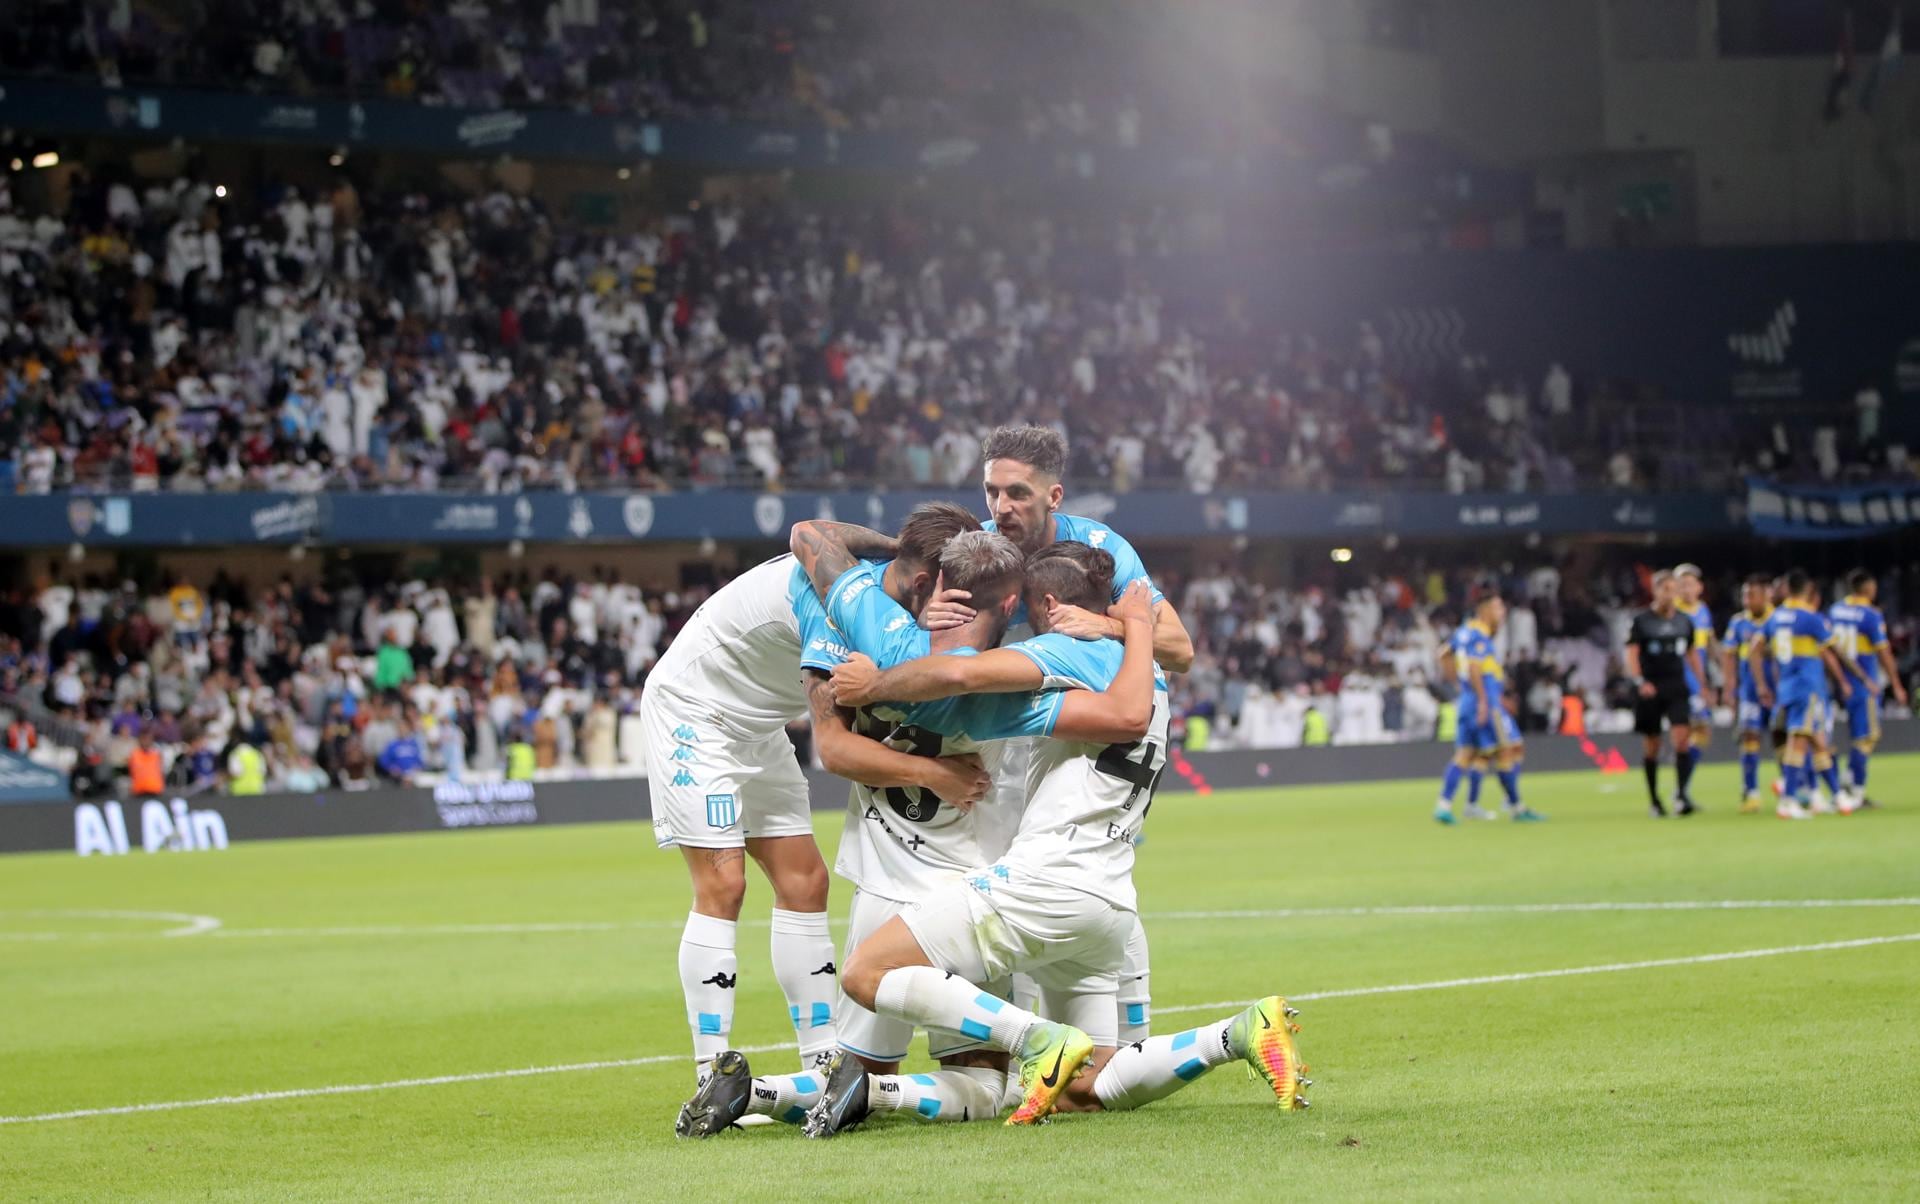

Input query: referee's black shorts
[1634,687,1692,736]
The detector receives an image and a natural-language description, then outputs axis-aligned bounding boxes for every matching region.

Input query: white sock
[742,1070,825,1125]
[1118,916,1151,1045]
[873,966,1038,1054]
[867,1068,1001,1122]
[770,909,838,1060]
[677,911,738,1070]
[1093,1018,1238,1111]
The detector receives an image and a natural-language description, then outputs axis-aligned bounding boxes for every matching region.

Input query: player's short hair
[895,501,982,569]
[1650,569,1675,591]
[1023,541,1116,613]
[1784,568,1813,598]
[982,424,1067,478]
[1673,563,1703,580]
[1846,568,1875,595]
[1744,573,1773,589]
[1474,590,1504,612]
[939,530,1026,612]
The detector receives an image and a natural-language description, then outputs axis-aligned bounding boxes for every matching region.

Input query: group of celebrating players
[1437,561,1905,823]
[642,425,1310,1138]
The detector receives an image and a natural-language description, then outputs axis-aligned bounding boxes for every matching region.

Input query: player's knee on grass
[681,846,749,919]
[938,1049,1008,1073]
[841,916,931,1010]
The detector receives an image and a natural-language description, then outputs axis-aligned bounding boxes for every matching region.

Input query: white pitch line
[0,909,223,941]
[1153,930,1920,1016]
[5,929,1917,1127]
[192,897,1920,939]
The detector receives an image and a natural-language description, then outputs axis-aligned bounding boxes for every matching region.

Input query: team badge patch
[706,793,738,829]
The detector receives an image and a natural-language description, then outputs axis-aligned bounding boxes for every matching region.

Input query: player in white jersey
[652,504,992,1119]
[805,547,1308,1132]
[960,424,1194,1047]
[677,530,1161,1133]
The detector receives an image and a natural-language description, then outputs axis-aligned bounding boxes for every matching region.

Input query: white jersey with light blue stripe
[977,511,1168,861]
[999,633,1170,912]
[646,554,810,738]
[823,561,1061,901]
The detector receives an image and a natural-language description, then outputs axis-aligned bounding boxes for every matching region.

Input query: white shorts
[836,886,1006,1063]
[643,689,813,850]
[903,864,1132,1048]
[1013,912,1150,1035]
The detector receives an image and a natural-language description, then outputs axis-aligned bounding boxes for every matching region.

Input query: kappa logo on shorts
[670,745,697,761]
[671,769,697,788]
[672,724,699,743]
[967,875,993,893]
[706,793,738,829]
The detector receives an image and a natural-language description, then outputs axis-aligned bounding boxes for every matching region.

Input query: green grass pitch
[4,758,1919,1201]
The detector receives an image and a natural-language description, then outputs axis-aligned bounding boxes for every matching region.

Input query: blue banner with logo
[0,751,69,804]
[0,488,1736,549]
[1746,477,1920,541]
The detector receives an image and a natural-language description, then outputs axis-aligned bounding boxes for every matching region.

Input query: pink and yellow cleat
[1229,995,1312,1110]
[1007,1021,1095,1126]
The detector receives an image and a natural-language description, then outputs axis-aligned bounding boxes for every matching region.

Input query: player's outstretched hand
[1046,602,1112,642]
[830,653,879,707]
[922,753,991,810]
[923,588,976,632]
[1109,580,1154,628]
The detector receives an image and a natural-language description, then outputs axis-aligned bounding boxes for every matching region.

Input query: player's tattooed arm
[830,649,1042,708]
[1053,581,1157,743]
[789,521,897,601]
[1745,638,1773,706]
[803,671,989,804]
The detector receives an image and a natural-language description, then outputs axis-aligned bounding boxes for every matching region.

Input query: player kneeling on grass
[809,578,1307,1132]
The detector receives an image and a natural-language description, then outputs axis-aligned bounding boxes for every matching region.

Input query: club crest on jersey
[706,793,737,829]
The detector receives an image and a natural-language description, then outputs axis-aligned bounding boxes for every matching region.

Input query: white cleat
[1776,801,1812,821]
[1809,793,1836,816]
[1461,803,1498,821]
[1836,790,1862,816]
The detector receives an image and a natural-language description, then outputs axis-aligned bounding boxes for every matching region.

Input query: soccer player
[1721,574,1776,813]
[1626,570,1706,817]
[809,559,1306,1132]
[1674,564,1719,783]
[964,424,1194,1048]
[649,503,990,1101]
[1827,569,1906,813]
[1434,593,1543,823]
[1753,571,1852,820]
[679,544,1203,1134]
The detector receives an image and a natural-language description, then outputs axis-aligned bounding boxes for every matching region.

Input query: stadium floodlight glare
[617,167,632,180]
[328,152,345,167]
[8,158,21,171]
[1331,547,1354,563]
[214,185,228,198]
[31,151,58,169]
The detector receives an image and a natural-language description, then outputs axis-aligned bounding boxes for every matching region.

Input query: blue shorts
[1735,698,1772,733]
[1844,691,1881,746]
[1780,693,1829,736]
[1455,706,1521,752]
[1688,693,1712,723]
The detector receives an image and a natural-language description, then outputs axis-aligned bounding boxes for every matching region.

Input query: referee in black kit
[1626,570,1708,818]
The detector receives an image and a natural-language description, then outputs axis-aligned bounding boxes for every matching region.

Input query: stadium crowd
[4,552,1913,797]
[2,159,1800,502]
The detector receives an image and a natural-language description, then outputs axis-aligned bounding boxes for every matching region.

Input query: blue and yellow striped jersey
[1677,600,1714,692]
[1827,596,1890,687]
[1764,601,1834,701]
[1723,607,1775,701]
[1450,621,1504,700]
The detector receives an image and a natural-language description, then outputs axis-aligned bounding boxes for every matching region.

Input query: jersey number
[881,724,945,824]
[1772,630,1794,665]
[1096,738,1165,817]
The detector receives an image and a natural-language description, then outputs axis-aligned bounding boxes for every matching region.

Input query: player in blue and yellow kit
[1828,569,1908,812]
[1674,565,1718,784]
[1720,574,1776,813]
[1753,571,1852,819]
[1434,593,1543,824]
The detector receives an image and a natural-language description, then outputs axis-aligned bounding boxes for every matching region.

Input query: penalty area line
[5,930,1917,1126]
